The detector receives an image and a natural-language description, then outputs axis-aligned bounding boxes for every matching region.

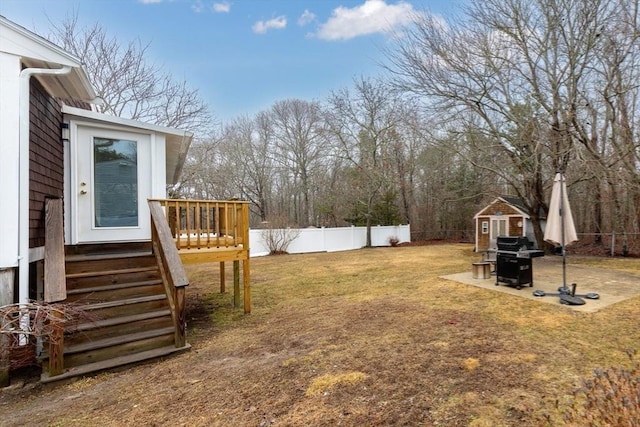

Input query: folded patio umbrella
[544,172,578,291]
[544,172,578,247]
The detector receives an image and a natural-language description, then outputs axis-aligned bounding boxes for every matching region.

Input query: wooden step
[63,328,176,368]
[65,251,153,263]
[66,279,163,296]
[41,344,191,383]
[65,326,175,355]
[65,256,158,276]
[65,281,165,304]
[80,294,167,311]
[66,269,163,291]
[39,311,174,359]
[66,266,159,280]
[65,308,171,341]
[82,296,170,320]
[65,242,152,256]
[72,309,172,332]
[65,313,174,347]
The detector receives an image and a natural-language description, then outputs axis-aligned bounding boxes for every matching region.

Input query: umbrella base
[532,282,599,305]
[560,294,585,305]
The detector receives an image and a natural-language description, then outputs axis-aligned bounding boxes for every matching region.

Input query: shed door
[76,127,151,242]
[490,218,507,249]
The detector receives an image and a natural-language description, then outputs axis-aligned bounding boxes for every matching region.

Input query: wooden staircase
[40,243,190,383]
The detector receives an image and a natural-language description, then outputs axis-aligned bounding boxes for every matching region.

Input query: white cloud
[191,0,204,12]
[298,10,316,27]
[213,2,231,13]
[252,16,287,34]
[315,0,416,41]
[139,0,163,4]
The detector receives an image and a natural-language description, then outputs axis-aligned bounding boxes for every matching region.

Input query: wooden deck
[151,199,251,314]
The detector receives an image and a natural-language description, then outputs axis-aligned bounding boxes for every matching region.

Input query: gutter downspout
[18,66,72,341]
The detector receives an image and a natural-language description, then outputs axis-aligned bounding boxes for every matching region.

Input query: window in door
[93,137,138,227]
[491,218,507,238]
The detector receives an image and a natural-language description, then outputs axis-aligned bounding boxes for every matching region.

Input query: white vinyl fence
[250,225,411,257]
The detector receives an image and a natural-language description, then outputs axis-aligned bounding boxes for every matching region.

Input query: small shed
[474,196,536,252]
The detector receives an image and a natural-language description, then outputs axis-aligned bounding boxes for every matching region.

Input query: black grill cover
[496,236,532,251]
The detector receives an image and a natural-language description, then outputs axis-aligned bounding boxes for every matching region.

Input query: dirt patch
[1,245,639,426]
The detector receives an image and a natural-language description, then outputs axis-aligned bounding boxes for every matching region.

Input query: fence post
[611,232,615,257]
[351,225,355,249]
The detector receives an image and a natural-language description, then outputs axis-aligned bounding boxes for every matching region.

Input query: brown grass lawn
[1,244,639,426]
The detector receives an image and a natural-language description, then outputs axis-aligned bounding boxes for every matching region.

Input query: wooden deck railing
[148,201,189,348]
[150,199,250,252]
[150,198,251,314]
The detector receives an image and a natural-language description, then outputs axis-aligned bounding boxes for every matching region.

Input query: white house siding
[150,133,167,199]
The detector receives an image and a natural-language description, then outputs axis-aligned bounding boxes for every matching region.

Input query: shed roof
[473,196,530,219]
[500,196,529,213]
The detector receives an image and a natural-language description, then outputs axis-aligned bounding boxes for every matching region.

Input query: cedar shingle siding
[474,198,528,251]
[28,79,63,248]
[477,200,520,217]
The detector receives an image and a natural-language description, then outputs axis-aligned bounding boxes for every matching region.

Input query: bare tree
[174,135,238,200]
[325,77,403,247]
[570,0,640,241]
[386,0,628,247]
[48,13,214,134]
[270,99,326,227]
[222,114,276,223]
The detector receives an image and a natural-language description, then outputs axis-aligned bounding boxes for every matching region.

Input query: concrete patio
[442,255,640,313]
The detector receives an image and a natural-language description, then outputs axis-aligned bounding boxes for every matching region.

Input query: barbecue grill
[495,236,544,289]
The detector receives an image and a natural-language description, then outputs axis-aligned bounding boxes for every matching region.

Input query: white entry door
[75,126,151,242]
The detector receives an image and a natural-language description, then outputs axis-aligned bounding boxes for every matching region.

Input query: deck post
[233,261,240,308]
[175,286,186,348]
[219,262,225,293]
[0,331,8,387]
[243,258,251,314]
[48,308,65,377]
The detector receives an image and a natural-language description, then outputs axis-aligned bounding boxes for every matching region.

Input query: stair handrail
[148,200,189,348]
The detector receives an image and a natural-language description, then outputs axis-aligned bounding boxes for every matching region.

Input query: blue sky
[1,0,465,124]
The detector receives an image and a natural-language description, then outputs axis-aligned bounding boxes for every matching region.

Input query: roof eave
[62,105,194,186]
[1,16,98,101]
[473,197,531,219]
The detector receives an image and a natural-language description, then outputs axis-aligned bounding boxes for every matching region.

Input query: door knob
[80,190,87,195]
